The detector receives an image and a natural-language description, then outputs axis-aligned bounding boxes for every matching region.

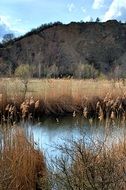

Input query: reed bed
[0,78,126,123]
[0,126,47,190]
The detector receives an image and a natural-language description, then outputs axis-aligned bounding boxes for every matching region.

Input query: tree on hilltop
[2,33,15,44]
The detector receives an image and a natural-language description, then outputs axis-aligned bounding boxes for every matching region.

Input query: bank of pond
[1,93,126,126]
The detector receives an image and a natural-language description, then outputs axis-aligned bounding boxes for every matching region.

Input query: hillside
[0,20,126,77]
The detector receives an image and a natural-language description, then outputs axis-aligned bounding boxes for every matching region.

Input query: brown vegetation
[0,126,47,190]
[1,78,126,189]
[1,79,126,124]
[51,134,126,189]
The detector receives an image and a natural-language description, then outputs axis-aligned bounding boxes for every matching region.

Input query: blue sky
[0,0,126,36]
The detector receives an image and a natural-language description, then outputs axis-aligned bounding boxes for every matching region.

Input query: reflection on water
[22,115,126,160]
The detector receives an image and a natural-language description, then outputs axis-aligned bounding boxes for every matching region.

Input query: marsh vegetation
[1,78,126,124]
[1,78,126,189]
[0,126,47,190]
[1,122,126,190]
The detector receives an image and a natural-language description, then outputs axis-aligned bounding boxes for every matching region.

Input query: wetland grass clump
[0,126,47,190]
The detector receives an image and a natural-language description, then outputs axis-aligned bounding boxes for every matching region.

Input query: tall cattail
[98,106,104,121]
[35,100,40,109]
[73,111,76,117]
[96,101,100,109]
[29,96,35,106]
[110,111,115,120]
[83,107,88,118]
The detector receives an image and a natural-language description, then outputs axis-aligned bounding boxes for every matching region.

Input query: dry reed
[1,78,126,122]
[0,126,47,190]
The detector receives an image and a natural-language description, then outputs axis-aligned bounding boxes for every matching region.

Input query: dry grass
[0,78,125,100]
[0,126,47,190]
[1,78,126,121]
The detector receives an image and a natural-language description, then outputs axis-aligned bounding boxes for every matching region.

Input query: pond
[22,115,126,160]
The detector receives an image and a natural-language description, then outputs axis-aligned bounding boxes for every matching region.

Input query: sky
[0,0,126,36]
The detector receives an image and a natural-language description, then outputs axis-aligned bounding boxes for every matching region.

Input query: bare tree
[2,33,15,44]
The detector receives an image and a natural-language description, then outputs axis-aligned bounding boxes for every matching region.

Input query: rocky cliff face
[1,20,126,77]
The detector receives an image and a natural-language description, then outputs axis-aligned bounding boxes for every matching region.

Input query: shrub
[15,64,32,79]
[75,63,99,79]
[51,136,126,189]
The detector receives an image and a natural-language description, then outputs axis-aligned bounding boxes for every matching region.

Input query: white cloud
[0,15,11,28]
[67,3,75,12]
[14,28,27,35]
[0,15,26,35]
[92,0,104,9]
[81,7,86,13]
[103,0,126,21]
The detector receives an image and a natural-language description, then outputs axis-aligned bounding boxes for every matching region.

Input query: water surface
[23,116,126,159]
